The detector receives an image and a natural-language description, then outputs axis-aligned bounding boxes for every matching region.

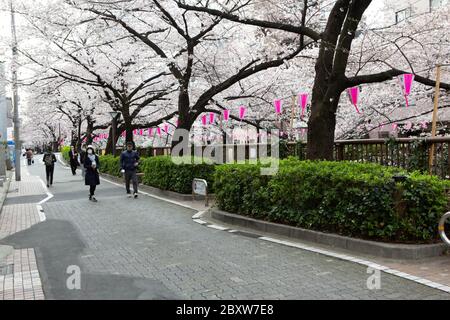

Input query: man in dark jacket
[68,146,79,175]
[120,141,140,198]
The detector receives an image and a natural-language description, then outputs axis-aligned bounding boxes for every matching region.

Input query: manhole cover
[0,264,13,275]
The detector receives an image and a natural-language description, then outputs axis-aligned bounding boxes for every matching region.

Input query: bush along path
[97,153,449,243]
[213,158,450,244]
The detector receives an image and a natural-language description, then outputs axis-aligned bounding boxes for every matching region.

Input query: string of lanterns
[88,73,415,143]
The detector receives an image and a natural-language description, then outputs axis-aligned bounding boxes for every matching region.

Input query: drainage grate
[0,264,14,275]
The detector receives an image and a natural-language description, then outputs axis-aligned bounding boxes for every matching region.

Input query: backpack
[44,154,54,166]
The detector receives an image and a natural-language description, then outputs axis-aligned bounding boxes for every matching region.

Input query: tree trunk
[76,119,82,151]
[85,120,94,145]
[306,93,340,160]
[171,88,194,153]
[105,126,114,155]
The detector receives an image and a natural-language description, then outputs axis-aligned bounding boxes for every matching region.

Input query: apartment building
[385,0,449,25]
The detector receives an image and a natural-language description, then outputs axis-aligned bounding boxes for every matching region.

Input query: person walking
[42,147,56,187]
[79,144,87,178]
[26,149,33,165]
[68,146,79,175]
[84,146,100,202]
[120,141,140,198]
[84,145,100,202]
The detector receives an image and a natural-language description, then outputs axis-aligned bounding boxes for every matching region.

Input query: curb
[0,171,13,216]
[209,208,447,260]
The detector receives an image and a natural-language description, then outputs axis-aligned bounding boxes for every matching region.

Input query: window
[395,8,411,23]
[430,0,449,11]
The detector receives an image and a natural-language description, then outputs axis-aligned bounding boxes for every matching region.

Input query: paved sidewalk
[0,160,47,300]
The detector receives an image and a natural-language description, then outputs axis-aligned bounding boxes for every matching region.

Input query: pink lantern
[274,99,282,114]
[239,106,246,120]
[201,115,207,126]
[209,112,215,124]
[298,93,309,119]
[347,87,361,114]
[223,109,230,121]
[164,123,169,133]
[139,129,143,136]
[148,128,153,136]
[176,119,180,127]
[133,129,137,135]
[157,127,161,136]
[398,73,415,107]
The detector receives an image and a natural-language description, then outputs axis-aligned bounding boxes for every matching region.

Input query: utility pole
[10,0,21,181]
[0,62,7,178]
[429,65,441,175]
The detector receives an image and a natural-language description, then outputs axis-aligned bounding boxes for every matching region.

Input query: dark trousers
[89,185,96,196]
[70,163,77,175]
[124,170,138,194]
[45,165,54,185]
[27,158,32,165]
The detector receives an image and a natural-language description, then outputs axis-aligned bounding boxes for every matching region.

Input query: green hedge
[61,146,71,163]
[99,155,216,194]
[214,158,450,242]
[141,156,215,194]
[99,155,122,177]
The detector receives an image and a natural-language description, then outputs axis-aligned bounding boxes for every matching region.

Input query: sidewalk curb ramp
[210,208,447,260]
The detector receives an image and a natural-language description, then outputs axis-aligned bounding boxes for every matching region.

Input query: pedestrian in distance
[120,141,140,198]
[42,147,57,188]
[68,146,79,175]
[84,145,100,202]
[26,149,33,165]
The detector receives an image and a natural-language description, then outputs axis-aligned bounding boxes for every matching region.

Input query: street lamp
[109,111,120,156]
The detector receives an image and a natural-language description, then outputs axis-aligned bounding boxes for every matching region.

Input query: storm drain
[0,264,14,275]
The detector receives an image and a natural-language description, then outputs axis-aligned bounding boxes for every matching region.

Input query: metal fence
[137,136,450,178]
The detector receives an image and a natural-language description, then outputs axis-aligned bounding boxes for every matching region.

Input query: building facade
[384,0,449,25]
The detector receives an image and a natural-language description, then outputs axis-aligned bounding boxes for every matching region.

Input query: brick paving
[0,204,41,239]
[0,161,46,300]
[0,249,44,300]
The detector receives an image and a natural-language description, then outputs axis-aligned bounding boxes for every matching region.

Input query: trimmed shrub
[99,155,122,177]
[141,156,215,194]
[61,146,71,163]
[214,158,450,242]
[98,155,216,194]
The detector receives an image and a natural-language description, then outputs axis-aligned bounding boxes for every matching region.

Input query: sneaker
[127,193,132,198]
[89,195,92,201]
[47,184,49,188]
[91,197,97,202]
[134,193,138,199]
